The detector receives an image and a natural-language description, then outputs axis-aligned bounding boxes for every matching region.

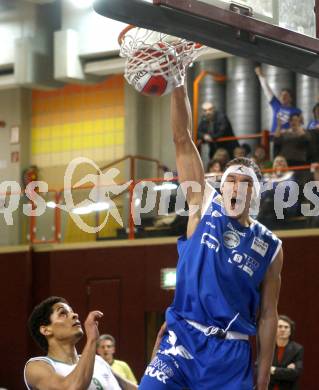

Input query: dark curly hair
[28,296,69,352]
[225,157,262,182]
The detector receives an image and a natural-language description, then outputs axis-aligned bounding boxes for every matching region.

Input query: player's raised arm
[171,85,205,237]
[25,311,103,390]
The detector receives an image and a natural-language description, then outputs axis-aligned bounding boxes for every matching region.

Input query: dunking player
[139,84,283,390]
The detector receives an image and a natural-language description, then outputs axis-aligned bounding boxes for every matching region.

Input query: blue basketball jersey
[167,187,282,336]
[307,119,319,130]
[270,96,302,132]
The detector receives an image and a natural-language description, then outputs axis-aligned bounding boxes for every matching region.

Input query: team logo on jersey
[228,250,244,266]
[223,230,240,249]
[233,253,244,263]
[201,233,220,252]
[228,250,260,277]
[145,357,175,384]
[243,256,260,277]
[227,222,246,237]
[205,221,216,229]
[92,377,104,389]
[159,331,194,360]
[251,237,269,257]
[211,210,222,218]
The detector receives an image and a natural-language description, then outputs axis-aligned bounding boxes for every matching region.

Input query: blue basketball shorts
[139,324,253,390]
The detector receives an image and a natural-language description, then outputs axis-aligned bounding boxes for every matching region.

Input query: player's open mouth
[230,197,243,210]
[230,197,237,209]
[73,321,81,327]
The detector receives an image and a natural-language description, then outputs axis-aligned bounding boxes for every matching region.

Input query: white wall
[0,1,36,68]
[61,2,126,57]
[0,87,31,245]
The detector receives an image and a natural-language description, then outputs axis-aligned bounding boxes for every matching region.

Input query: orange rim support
[193,70,227,144]
[118,24,136,45]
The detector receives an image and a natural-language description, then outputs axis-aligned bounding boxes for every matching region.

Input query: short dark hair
[279,314,296,339]
[28,296,69,352]
[289,112,301,121]
[208,158,223,171]
[225,157,262,182]
[97,334,116,348]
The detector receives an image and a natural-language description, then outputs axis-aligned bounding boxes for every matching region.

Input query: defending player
[24,296,137,390]
[139,84,283,390]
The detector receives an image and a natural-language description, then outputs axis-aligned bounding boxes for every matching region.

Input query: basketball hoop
[118,25,207,96]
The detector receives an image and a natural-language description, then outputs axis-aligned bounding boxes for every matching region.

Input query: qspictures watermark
[1,157,319,233]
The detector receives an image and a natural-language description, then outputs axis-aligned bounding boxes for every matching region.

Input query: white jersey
[24,354,121,390]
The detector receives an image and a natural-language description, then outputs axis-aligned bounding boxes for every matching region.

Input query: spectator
[242,143,252,157]
[255,66,302,133]
[97,334,137,385]
[253,145,272,170]
[233,145,247,158]
[307,103,319,162]
[197,101,238,167]
[264,156,293,182]
[207,158,223,174]
[307,102,319,130]
[212,147,230,168]
[206,159,223,190]
[259,156,298,228]
[273,113,311,166]
[269,315,304,390]
[24,296,137,390]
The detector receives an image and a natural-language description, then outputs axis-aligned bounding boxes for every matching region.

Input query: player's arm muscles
[171,85,205,238]
[257,247,283,390]
[25,341,97,390]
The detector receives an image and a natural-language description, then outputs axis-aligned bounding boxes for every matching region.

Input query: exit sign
[161,268,176,290]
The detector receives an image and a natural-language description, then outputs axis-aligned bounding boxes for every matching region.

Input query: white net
[119,26,205,88]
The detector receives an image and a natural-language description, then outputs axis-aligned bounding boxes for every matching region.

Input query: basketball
[125,46,180,96]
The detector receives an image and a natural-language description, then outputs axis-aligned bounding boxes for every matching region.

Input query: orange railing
[99,155,162,240]
[27,152,315,244]
[99,154,161,182]
[192,69,271,157]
